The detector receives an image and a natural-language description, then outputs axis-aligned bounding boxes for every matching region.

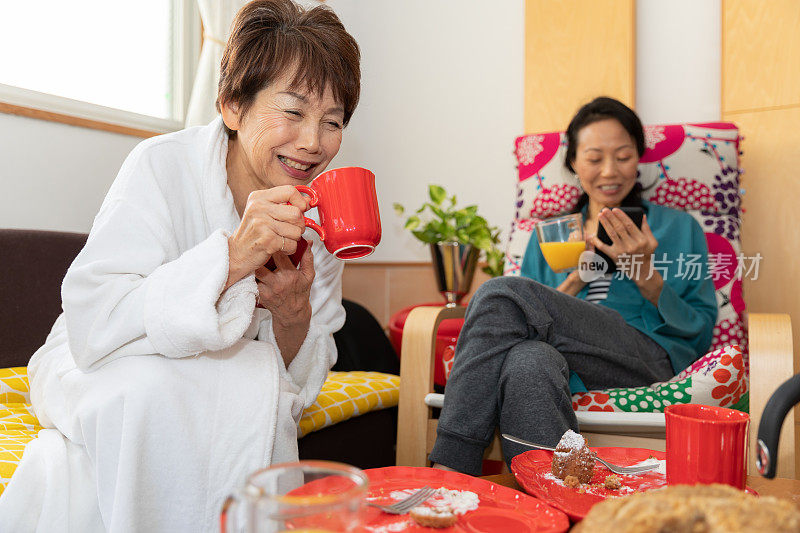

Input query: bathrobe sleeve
[62,143,259,371]
[62,197,258,372]
[257,236,346,408]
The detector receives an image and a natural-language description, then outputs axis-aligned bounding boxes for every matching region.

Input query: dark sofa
[0,228,398,469]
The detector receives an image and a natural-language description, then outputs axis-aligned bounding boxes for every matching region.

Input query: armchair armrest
[748,313,796,478]
[396,305,466,467]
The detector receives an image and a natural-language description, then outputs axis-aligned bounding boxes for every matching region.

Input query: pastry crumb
[410,505,458,528]
[604,475,622,490]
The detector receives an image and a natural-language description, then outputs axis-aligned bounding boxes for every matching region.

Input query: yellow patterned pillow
[0,367,42,497]
[0,367,30,405]
[298,371,400,437]
[0,368,399,496]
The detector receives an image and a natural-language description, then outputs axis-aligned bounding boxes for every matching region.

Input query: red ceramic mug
[295,166,381,260]
[665,404,750,489]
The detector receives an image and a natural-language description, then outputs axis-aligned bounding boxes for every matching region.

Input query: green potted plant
[394,184,504,306]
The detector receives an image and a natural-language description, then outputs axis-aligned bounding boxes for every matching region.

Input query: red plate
[361,466,569,533]
[511,447,668,521]
[511,447,759,522]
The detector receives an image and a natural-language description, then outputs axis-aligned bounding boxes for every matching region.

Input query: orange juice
[540,241,585,272]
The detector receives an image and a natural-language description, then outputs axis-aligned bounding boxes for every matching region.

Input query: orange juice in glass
[535,213,585,273]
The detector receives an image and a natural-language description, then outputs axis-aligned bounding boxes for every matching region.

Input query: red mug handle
[294,185,326,241]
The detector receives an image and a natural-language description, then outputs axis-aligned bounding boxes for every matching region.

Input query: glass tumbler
[534,213,585,273]
[221,460,368,533]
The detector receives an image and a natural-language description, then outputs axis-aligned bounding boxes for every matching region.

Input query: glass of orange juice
[535,213,586,273]
[220,460,368,532]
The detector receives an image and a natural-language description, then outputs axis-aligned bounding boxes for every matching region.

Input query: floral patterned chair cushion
[570,345,748,413]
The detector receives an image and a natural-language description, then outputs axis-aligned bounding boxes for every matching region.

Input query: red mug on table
[665,404,749,489]
[295,166,381,260]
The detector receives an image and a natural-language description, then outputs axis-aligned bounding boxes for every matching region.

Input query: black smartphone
[595,206,645,274]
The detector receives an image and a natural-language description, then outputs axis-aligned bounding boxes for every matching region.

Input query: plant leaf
[412,229,434,243]
[474,236,494,251]
[393,203,405,215]
[404,216,421,230]
[429,185,447,205]
[429,205,446,219]
[432,220,451,239]
[482,246,505,277]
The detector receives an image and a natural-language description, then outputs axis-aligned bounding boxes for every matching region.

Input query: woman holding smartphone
[430,97,717,475]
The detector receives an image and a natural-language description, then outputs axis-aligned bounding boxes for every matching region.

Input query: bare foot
[431,463,457,472]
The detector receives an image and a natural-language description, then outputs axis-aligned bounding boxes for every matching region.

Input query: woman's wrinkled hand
[591,208,658,281]
[225,185,310,289]
[254,245,315,326]
[556,239,594,296]
[254,246,315,365]
[590,208,663,304]
[557,269,586,296]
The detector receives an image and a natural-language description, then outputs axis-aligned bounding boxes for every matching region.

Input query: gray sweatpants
[428,276,673,475]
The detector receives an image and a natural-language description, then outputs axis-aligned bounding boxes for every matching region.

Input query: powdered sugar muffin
[551,430,596,484]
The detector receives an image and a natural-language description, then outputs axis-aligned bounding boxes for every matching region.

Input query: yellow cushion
[297,371,400,437]
[0,367,42,496]
[0,367,399,496]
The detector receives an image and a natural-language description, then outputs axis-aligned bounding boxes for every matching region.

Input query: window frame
[0,0,201,137]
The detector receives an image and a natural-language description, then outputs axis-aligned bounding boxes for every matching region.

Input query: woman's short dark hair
[565,96,644,173]
[566,97,645,211]
[216,0,361,134]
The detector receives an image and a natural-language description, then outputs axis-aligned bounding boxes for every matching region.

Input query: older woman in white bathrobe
[0,1,362,531]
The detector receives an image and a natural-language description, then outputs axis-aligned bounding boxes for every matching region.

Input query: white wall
[324,0,525,262]
[636,0,721,124]
[0,0,721,262]
[0,113,140,232]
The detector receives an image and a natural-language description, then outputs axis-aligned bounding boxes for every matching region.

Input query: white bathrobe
[0,117,345,532]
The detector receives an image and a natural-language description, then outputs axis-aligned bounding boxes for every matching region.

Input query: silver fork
[502,433,660,475]
[367,486,436,514]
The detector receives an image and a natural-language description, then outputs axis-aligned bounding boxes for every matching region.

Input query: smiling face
[572,118,640,214]
[221,69,345,193]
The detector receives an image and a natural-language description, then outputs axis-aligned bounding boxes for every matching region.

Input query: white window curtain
[184,0,328,128]
[184,0,248,127]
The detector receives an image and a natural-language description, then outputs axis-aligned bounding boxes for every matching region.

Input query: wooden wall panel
[737,107,800,320]
[341,264,390,325]
[722,0,800,113]
[342,263,491,328]
[723,0,800,478]
[524,0,635,133]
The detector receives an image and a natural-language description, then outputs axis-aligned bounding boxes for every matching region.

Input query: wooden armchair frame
[396,306,798,479]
